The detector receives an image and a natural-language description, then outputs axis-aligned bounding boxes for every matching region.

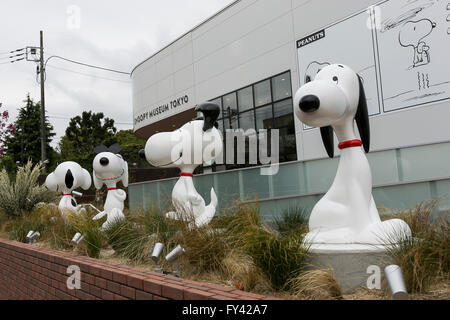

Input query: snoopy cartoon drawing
[92,144,128,230]
[45,161,91,217]
[304,61,330,84]
[294,64,411,245]
[140,102,223,228]
[399,19,436,68]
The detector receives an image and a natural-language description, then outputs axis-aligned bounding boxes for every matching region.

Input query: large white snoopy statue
[140,102,223,228]
[45,161,91,217]
[293,64,411,246]
[91,144,128,229]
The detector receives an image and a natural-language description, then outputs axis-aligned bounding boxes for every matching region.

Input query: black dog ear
[94,145,108,154]
[195,102,220,131]
[355,75,370,153]
[320,126,334,158]
[65,169,74,189]
[108,144,122,154]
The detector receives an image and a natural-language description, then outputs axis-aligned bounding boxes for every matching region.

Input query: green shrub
[42,207,77,250]
[70,213,104,258]
[224,205,309,290]
[0,161,57,217]
[175,224,230,273]
[103,218,151,263]
[135,206,179,244]
[5,207,50,243]
[103,206,181,264]
[273,206,309,236]
[385,201,450,293]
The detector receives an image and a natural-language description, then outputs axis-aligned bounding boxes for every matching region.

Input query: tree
[59,111,117,172]
[0,102,17,156]
[1,94,56,173]
[115,129,147,167]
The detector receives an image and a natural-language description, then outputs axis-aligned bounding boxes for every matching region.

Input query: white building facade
[130,0,450,219]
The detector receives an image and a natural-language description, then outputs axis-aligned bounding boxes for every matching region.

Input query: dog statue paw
[92,144,128,230]
[140,102,223,228]
[45,161,91,217]
[294,64,412,246]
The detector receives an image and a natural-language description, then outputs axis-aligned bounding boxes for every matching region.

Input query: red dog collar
[338,139,362,150]
[180,172,194,177]
[107,187,117,191]
[63,193,71,196]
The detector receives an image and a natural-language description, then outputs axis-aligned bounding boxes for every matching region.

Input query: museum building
[129,0,450,219]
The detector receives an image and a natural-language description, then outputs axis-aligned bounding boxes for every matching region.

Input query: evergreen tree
[1,94,56,172]
[59,111,117,172]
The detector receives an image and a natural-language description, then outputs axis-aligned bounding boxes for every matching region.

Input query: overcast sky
[0,0,234,149]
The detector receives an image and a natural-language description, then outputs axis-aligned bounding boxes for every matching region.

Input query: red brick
[114,294,128,300]
[208,289,240,299]
[83,273,95,285]
[161,282,184,300]
[95,277,107,289]
[100,268,113,280]
[209,295,234,300]
[120,285,136,299]
[127,276,144,290]
[106,281,121,294]
[235,291,265,299]
[101,289,114,300]
[143,279,163,296]
[135,290,153,300]
[112,271,128,284]
[203,282,235,292]
[152,295,168,300]
[183,288,216,300]
[89,265,102,277]
[89,285,102,298]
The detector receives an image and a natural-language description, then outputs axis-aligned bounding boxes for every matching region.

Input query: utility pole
[39,30,47,171]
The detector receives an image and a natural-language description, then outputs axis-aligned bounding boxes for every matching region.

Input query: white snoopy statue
[140,102,223,228]
[294,64,411,246]
[45,161,91,217]
[91,144,128,230]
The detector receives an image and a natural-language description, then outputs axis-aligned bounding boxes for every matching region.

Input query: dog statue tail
[195,188,218,228]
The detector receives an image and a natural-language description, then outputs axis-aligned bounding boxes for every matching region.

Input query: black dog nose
[299,95,320,113]
[99,157,109,166]
[138,149,146,160]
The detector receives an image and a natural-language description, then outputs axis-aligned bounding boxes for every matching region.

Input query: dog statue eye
[332,76,339,83]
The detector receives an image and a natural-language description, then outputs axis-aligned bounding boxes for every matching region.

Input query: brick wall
[0,239,276,300]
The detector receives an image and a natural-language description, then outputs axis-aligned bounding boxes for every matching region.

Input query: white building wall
[132,0,450,162]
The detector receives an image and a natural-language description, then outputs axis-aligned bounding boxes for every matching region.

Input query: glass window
[223,116,238,131]
[210,97,222,119]
[207,70,296,171]
[216,118,224,137]
[222,93,237,119]
[274,98,294,120]
[238,110,255,132]
[239,110,257,166]
[273,99,297,162]
[255,106,273,130]
[237,86,253,112]
[254,80,271,107]
[272,72,292,101]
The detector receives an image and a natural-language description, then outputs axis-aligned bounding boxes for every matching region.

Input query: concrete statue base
[306,243,393,293]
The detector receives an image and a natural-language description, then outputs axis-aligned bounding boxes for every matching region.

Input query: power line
[45,55,130,75]
[46,64,131,83]
[47,113,132,125]
[0,48,25,55]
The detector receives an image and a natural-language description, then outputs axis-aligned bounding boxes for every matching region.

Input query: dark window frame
[203,70,295,173]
